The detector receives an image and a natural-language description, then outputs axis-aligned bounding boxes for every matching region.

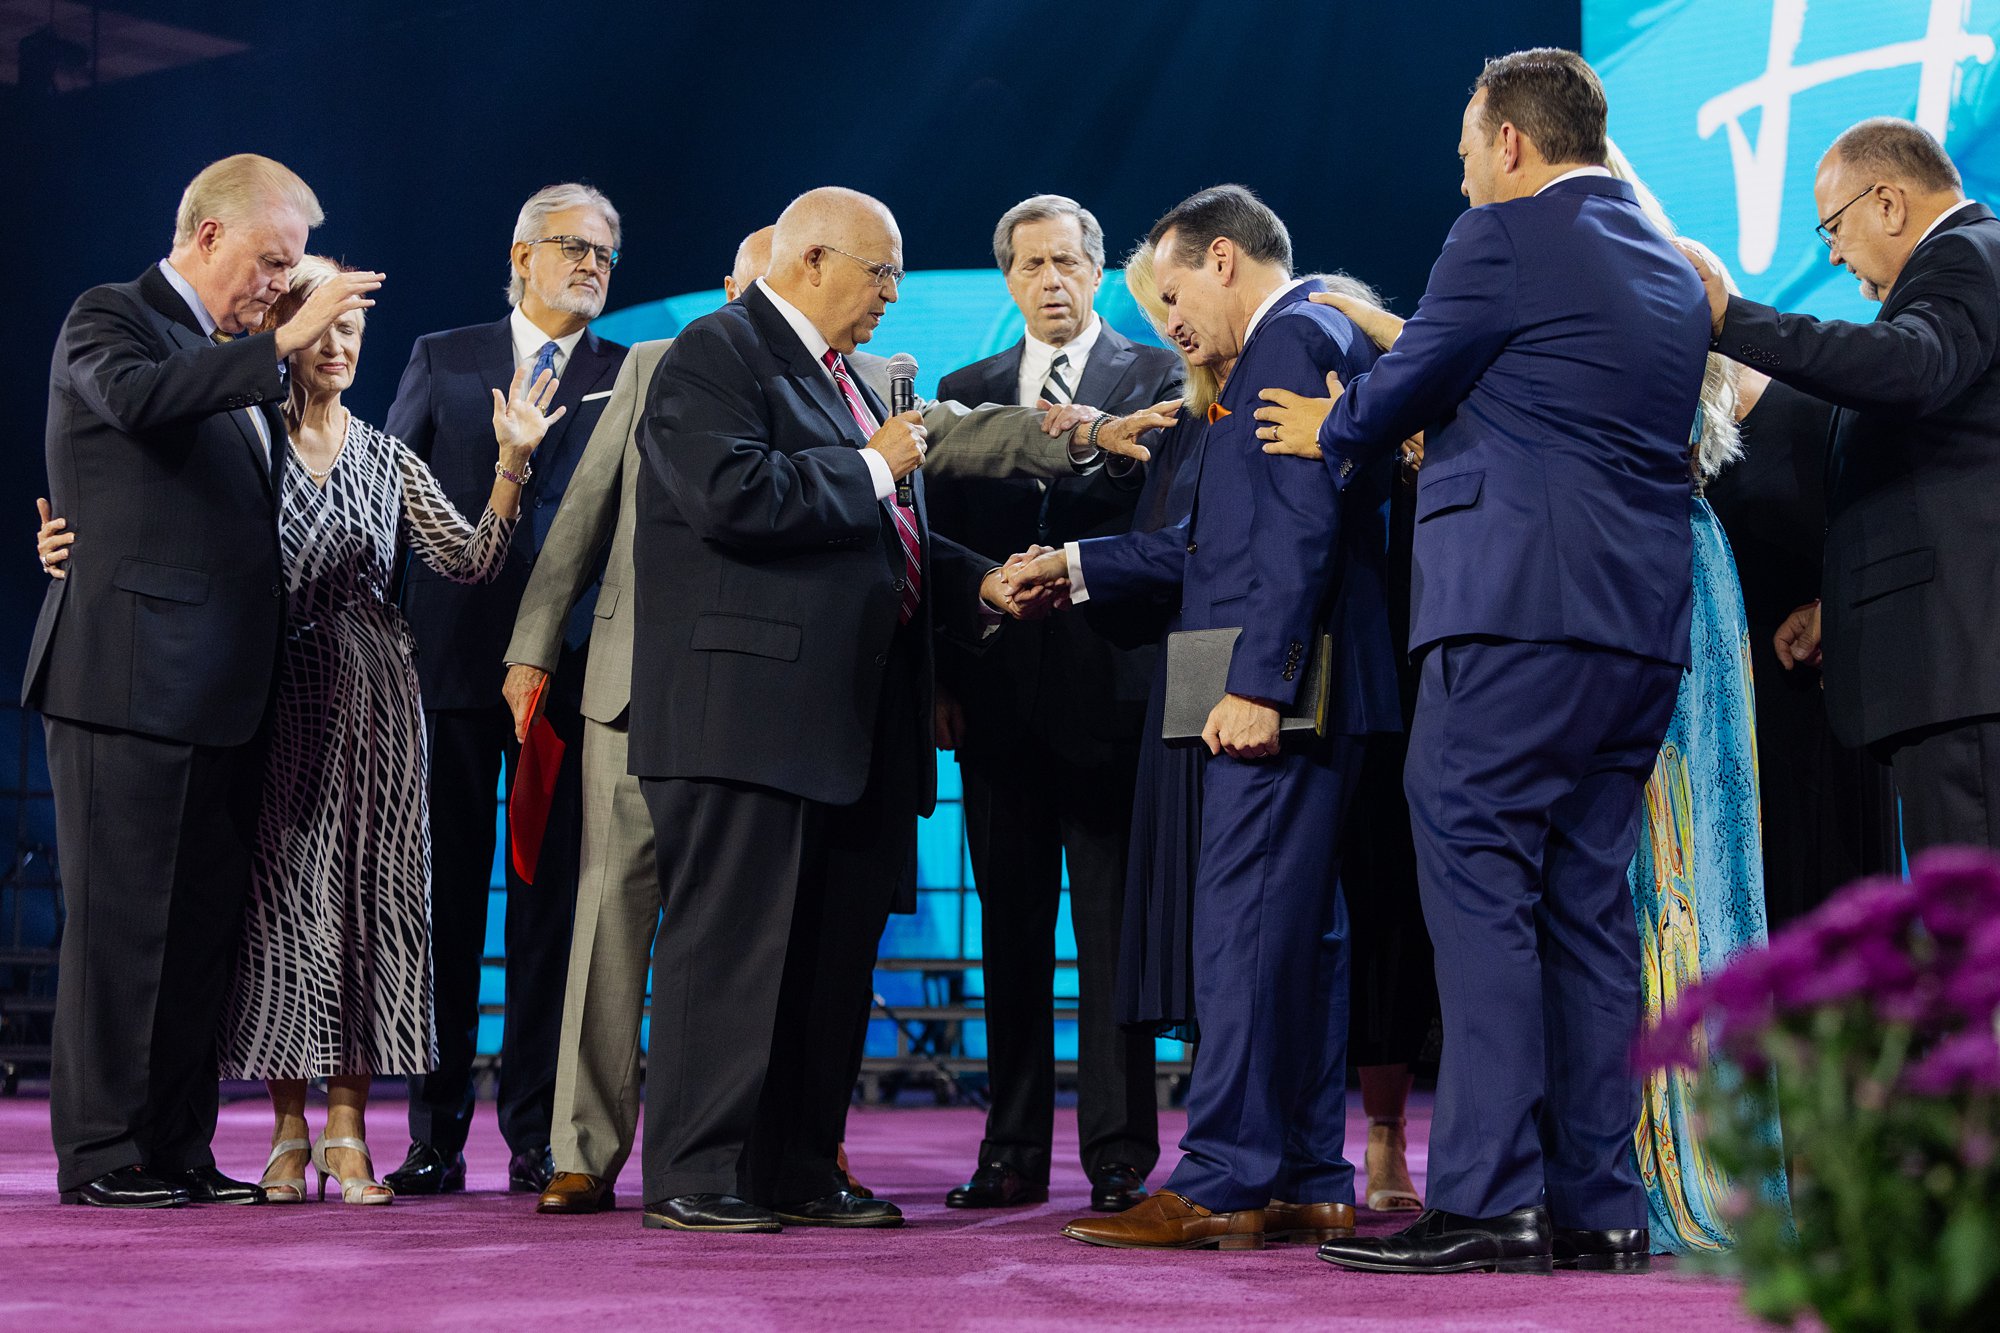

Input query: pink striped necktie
[824,349,921,624]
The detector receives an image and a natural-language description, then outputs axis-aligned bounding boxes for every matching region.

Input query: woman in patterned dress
[39,255,562,1204]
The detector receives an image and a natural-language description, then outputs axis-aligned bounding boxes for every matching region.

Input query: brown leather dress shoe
[537,1171,615,1215]
[1264,1200,1357,1243]
[1062,1191,1265,1251]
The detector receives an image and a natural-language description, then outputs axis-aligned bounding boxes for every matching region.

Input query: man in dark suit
[629,186,1032,1234]
[930,194,1182,1216]
[1264,50,1711,1274]
[25,154,376,1207]
[1014,185,1401,1251]
[1689,118,2000,855]
[382,183,629,1196]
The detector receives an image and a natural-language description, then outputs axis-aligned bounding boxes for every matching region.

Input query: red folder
[508,678,566,884]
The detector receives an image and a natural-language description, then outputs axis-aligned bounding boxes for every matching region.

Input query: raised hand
[1254,371,1344,460]
[490,366,567,455]
[865,410,928,479]
[1308,291,1405,352]
[275,270,385,358]
[35,498,71,580]
[1084,398,1184,463]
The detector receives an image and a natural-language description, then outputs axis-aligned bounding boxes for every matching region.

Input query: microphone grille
[886,353,919,380]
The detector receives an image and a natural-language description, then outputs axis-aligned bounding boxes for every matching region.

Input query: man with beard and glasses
[381,183,629,1198]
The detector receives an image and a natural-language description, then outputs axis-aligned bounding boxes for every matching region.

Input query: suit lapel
[138,267,277,491]
[1072,325,1137,409]
[987,343,1026,406]
[744,285,872,447]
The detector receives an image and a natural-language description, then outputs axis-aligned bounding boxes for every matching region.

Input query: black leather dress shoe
[775,1190,905,1228]
[1089,1163,1149,1213]
[642,1193,782,1232]
[508,1145,555,1194]
[945,1161,1047,1209]
[1554,1227,1652,1272]
[155,1165,265,1204]
[382,1141,466,1195]
[59,1166,189,1209]
[1318,1205,1554,1274]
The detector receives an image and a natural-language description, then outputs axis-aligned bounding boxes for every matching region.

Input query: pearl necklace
[292,409,349,483]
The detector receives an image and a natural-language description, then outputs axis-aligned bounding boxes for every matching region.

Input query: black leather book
[1160,627,1332,748]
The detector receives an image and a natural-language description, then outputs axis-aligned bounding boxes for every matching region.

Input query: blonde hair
[268,255,363,427]
[1122,241,1221,416]
[172,154,323,247]
[1604,139,1742,482]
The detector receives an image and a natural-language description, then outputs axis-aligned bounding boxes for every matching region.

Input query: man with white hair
[628,187,1067,1234]
[25,153,375,1207]
[382,183,629,1197]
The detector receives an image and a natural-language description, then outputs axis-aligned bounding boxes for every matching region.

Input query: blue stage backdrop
[1586,0,2000,318]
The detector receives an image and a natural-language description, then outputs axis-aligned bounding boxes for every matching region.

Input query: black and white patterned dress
[220,417,514,1079]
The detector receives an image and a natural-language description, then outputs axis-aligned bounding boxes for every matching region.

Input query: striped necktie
[824,349,921,624]
[1041,351,1073,405]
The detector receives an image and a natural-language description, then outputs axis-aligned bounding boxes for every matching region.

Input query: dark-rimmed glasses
[820,244,905,289]
[530,235,620,271]
[1816,184,1880,248]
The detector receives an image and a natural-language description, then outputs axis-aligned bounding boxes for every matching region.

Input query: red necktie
[825,349,921,624]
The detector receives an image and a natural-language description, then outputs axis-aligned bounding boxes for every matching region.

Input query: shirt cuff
[1063,540,1091,605]
[976,574,1005,639]
[860,447,897,501]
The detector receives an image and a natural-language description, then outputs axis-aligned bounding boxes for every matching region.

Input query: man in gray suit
[504,227,1172,1214]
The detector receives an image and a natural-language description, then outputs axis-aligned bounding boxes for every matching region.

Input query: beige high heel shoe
[260,1137,310,1204]
[312,1135,394,1205]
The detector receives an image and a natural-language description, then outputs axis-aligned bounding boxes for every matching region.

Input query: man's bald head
[767,186,905,353]
[724,225,775,301]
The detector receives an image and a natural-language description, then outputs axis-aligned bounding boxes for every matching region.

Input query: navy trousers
[1406,638,1680,1228]
[1164,735,1362,1213]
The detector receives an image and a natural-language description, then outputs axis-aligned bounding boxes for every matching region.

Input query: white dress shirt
[157,259,273,462]
[1536,165,1616,194]
[1015,313,1104,407]
[509,305,587,378]
[755,278,898,501]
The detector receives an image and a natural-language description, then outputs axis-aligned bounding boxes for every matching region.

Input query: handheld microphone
[887,353,918,508]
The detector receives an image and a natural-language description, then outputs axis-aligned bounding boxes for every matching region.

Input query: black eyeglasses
[820,244,905,289]
[530,235,620,271]
[1815,184,1880,248]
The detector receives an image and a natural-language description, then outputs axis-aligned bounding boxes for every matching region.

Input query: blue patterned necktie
[530,339,559,386]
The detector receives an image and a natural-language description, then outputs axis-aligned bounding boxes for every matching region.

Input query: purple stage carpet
[0,1089,1769,1330]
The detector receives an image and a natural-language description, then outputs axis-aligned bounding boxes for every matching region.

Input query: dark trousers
[44,716,263,1191]
[1407,638,1680,1228]
[1884,714,2000,854]
[639,633,922,1206]
[411,699,582,1157]
[1164,735,1362,1213]
[960,746,1158,1184]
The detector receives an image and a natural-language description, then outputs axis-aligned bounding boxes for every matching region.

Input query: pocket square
[581,389,613,402]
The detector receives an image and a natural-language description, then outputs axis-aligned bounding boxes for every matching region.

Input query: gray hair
[507,182,622,306]
[172,154,323,247]
[1306,271,1383,308]
[993,194,1105,273]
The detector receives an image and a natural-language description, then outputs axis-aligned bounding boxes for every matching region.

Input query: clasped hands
[981,545,1071,620]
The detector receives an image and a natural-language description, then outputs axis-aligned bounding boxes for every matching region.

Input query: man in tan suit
[505,226,1172,1214]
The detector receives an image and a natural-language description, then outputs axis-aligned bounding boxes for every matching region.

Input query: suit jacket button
[1185,540,1198,553]
[270,583,282,597]
[873,653,888,667]
[893,578,907,593]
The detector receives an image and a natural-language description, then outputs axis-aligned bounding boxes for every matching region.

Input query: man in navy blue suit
[1260,50,1710,1274]
[1013,185,1401,1251]
[381,184,629,1197]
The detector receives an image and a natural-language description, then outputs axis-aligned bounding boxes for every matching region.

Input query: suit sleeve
[1071,522,1189,603]
[926,531,1000,648]
[504,350,645,669]
[921,399,1089,480]
[383,337,437,462]
[61,287,284,436]
[645,325,883,551]
[1718,235,2000,418]
[1225,314,1353,704]
[1315,206,1517,484]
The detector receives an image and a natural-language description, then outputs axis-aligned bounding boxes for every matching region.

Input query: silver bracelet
[495,458,533,485]
[1085,415,1106,453]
